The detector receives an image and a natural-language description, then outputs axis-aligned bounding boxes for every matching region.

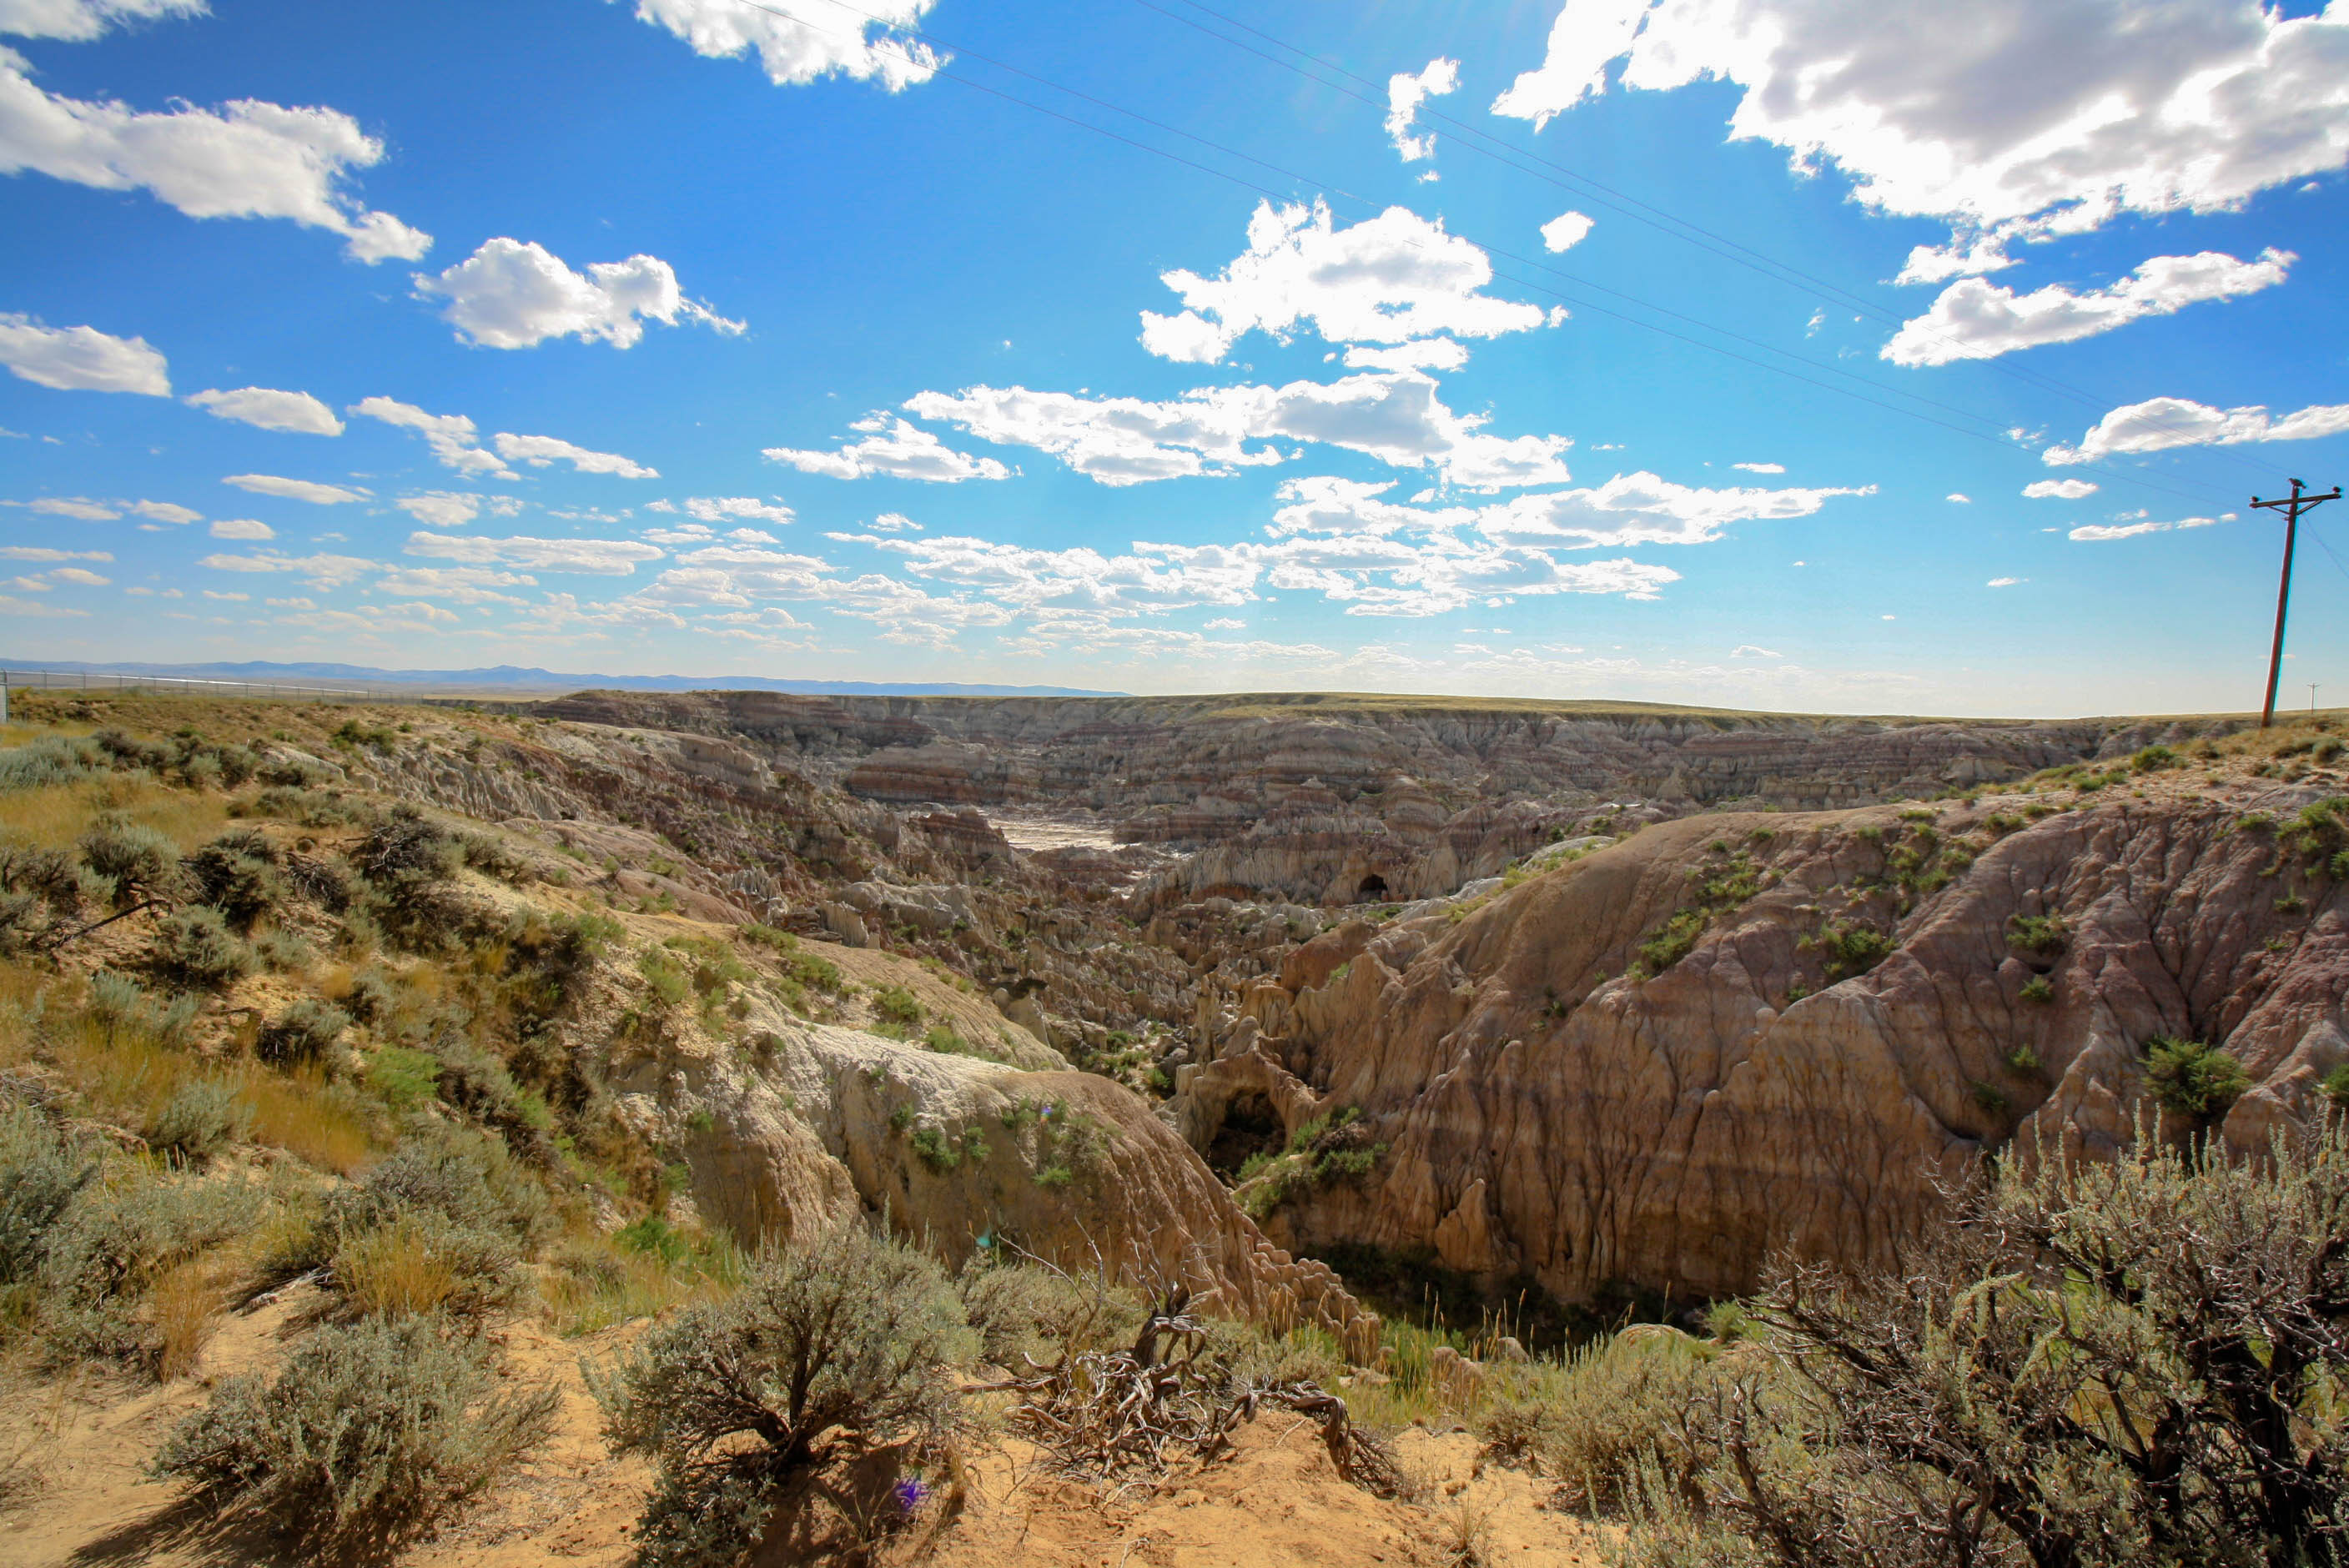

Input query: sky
[2,0,2346,717]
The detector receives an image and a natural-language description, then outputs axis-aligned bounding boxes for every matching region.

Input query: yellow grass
[336,1214,463,1319]
[151,1256,223,1381]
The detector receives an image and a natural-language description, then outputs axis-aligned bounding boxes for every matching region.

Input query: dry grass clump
[152,1314,557,1555]
[543,1214,744,1336]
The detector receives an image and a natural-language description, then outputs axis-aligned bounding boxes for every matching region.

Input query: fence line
[0,667,396,706]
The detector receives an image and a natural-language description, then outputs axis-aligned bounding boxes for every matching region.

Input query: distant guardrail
[0,667,395,706]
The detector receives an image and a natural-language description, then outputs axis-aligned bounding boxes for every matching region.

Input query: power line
[1134,0,2296,485]
[718,0,2240,509]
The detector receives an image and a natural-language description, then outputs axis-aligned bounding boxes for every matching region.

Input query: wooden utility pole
[2251,478,2341,727]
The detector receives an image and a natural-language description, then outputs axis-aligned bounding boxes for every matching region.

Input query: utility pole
[2251,478,2341,727]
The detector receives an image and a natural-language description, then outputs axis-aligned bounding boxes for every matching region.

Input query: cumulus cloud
[682,495,794,525]
[404,530,665,574]
[1340,339,1470,374]
[371,564,534,604]
[395,491,485,528]
[867,511,921,531]
[0,0,206,42]
[1386,57,1459,162]
[1268,470,1869,550]
[1884,249,2292,364]
[620,0,943,91]
[2070,514,2227,541]
[1492,0,2349,264]
[1540,210,1595,252]
[2023,479,2098,500]
[0,48,429,260]
[208,516,273,539]
[350,396,515,477]
[763,416,1009,482]
[1732,461,1783,474]
[185,385,342,435]
[1948,493,1972,503]
[492,432,658,478]
[223,472,369,504]
[1987,576,2020,585]
[414,238,743,349]
[1139,199,1547,364]
[904,371,1574,492]
[0,545,109,560]
[48,564,107,584]
[2045,395,2349,465]
[12,495,116,519]
[197,548,378,587]
[0,314,168,394]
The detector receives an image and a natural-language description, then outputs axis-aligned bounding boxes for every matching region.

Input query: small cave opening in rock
[1205,1091,1285,1181]
[1356,873,1390,902]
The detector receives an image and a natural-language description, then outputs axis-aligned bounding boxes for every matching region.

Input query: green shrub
[2141,1037,2250,1120]
[1813,921,1895,982]
[954,1258,1133,1368]
[2005,912,2067,955]
[2018,974,2055,1004]
[78,817,180,907]
[152,1315,556,1554]
[184,830,284,930]
[38,1166,254,1363]
[591,1223,973,1568]
[2130,744,2179,773]
[255,998,351,1065]
[145,905,254,989]
[2323,1063,2349,1109]
[148,1079,253,1167]
[871,983,923,1035]
[637,949,691,1008]
[2004,1044,2042,1076]
[0,1103,94,1289]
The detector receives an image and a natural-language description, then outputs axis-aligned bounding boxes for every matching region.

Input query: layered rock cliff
[1170,771,2349,1305]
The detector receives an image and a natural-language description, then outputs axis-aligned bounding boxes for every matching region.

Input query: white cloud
[1729,644,1783,657]
[1386,57,1459,162]
[48,565,106,584]
[1987,576,2020,585]
[0,313,168,394]
[0,0,205,42]
[197,549,377,586]
[404,530,665,575]
[2045,395,2349,465]
[415,237,743,349]
[764,416,1009,482]
[185,384,341,435]
[395,491,483,528]
[1732,461,1783,474]
[861,533,1262,614]
[620,0,943,91]
[15,495,116,519]
[1947,493,1972,503]
[1204,616,1244,630]
[866,510,921,531]
[129,499,199,524]
[351,396,515,477]
[492,431,658,478]
[200,589,246,600]
[372,564,534,604]
[0,591,83,617]
[2071,514,2226,541]
[682,495,794,525]
[1139,199,1548,364]
[1540,210,1595,253]
[2023,479,2098,500]
[0,48,429,260]
[903,370,1574,491]
[1884,249,2292,364]
[0,545,108,560]
[1341,339,1469,373]
[208,516,272,539]
[223,473,369,505]
[1269,470,1869,549]
[1492,1,2349,259]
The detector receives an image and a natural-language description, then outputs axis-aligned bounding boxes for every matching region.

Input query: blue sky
[2,0,2346,716]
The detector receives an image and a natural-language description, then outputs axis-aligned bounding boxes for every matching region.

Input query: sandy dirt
[0,1299,1603,1568]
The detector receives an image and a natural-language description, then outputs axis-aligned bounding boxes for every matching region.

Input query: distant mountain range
[0,659,1120,698]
